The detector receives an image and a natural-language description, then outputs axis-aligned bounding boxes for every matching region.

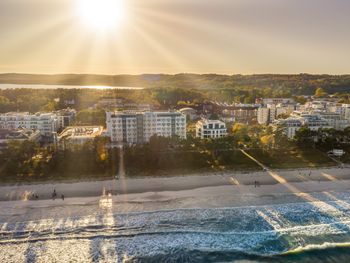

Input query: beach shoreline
[1,166,349,202]
[2,166,350,262]
[1,166,350,222]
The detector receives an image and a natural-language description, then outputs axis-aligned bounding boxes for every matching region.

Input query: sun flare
[77,0,126,30]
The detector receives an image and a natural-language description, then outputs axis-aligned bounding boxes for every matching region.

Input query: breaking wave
[2,195,350,262]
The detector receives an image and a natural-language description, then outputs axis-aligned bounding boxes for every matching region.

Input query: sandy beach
[2,167,350,262]
[1,166,350,222]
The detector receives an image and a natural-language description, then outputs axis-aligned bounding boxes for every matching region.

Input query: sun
[77,0,126,30]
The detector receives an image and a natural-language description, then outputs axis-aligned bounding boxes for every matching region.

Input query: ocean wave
[2,197,350,262]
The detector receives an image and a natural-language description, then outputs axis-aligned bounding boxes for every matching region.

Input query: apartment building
[328,104,350,120]
[0,112,58,136]
[274,114,332,139]
[195,119,227,139]
[257,107,270,125]
[274,118,303,139]
[56,108,76,130]
[96,98,152,111]
[256,98,295,105]
[257,103,296,125]
[106,111,186,144]
[203,102,259,124]
[301,114,332,131]
[179,107,198,121]
[292,110,350,131]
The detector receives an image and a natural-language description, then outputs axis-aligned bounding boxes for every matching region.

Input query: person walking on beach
[52,189,57,200]
[61,194,65,201]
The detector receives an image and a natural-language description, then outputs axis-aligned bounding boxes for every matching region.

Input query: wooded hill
[1,73,350,95]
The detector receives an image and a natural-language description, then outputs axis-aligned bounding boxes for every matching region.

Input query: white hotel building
[195,119,227,139]
[106,111,186,144]
[0,112,58,136]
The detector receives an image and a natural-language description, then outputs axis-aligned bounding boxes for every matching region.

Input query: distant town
[0,85,349,182]
[1,90,350,144]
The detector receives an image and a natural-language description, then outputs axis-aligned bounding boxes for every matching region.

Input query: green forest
[1,73,350,94]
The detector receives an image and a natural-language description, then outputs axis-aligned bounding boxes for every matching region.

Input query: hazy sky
[0,0,349,75]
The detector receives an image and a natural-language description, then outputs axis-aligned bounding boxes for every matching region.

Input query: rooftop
[58,126,104,139]
[0,128,39,140]
[197,119,225,125]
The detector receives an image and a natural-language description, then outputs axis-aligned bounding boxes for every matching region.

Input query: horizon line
[0,72,349,77]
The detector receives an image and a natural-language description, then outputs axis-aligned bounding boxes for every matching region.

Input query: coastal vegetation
[0,126,343,183]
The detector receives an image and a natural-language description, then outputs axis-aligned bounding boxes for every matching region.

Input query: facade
[195,119,227,139]
[179,107,198,121]
[257,107,270,125]
[315,112,343,129]
[203,102,259,124]
[0,128,41,149]
[293,111,350,131]
[258,104,296,125]
[96,98,152,111]
[57,126,104,145]
[221,107,258,123]
[274,114,332,139]
[0,112,58,136]
[56,108,76,130]
[328,104,350,120]
[301,114,332,131]
[343,105,350,120]
[256,98,295,105]
[274,118,302,139]
[106,111,186,144]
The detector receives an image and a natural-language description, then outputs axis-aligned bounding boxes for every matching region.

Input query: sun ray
[76,0,126,31]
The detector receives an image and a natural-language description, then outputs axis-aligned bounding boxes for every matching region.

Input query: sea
[0,83,144,90]
[2,192,350,262]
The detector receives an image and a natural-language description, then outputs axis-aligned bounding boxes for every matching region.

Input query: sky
[0,0,349,75]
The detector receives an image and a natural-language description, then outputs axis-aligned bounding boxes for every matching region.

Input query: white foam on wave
[285,241,350,255]
[2,194,350,261]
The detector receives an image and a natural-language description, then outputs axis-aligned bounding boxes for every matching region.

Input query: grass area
[246,147,336,169]
[0,149,261,184]
[124,149,261,177]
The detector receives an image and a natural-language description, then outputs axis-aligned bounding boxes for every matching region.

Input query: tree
[209,113,219,120]
[314,87,327,98]
[273,126,289,148]
[294,95,307,104]
[232,123,250,147]
[260,135,274,150]
[75,109,106,126]
[42,101,58,111]
[277,113,290,119]
[294,127,317,146]
[0,96,15,112]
